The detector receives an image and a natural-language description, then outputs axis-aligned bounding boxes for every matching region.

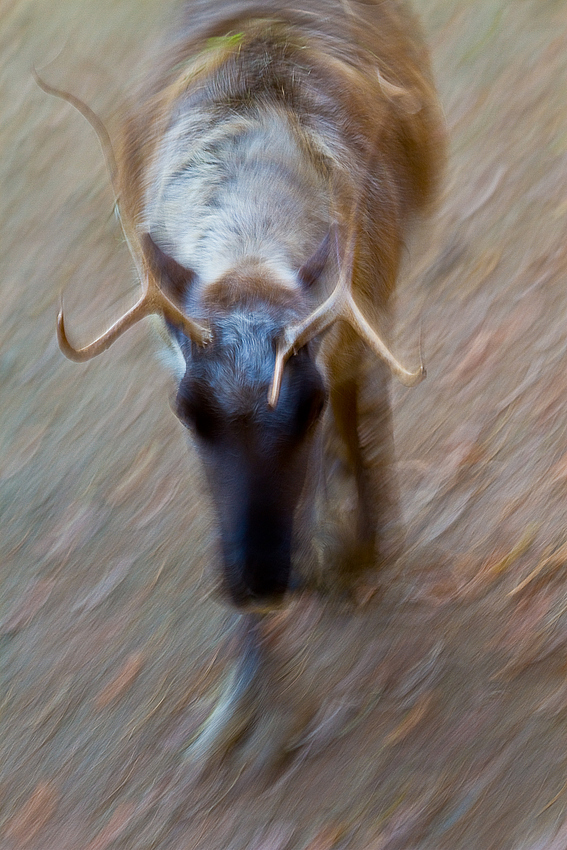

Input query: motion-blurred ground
[1,1,567,847]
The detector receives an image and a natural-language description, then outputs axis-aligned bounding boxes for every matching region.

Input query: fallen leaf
[508,541,567,596]
[304,824,345,850]
[85,802,137,850]
[458,525,539,600]
[484,523,538,580]
[538,780,567,815]
[96,653,144,708]
[384,692,434,746]
[5,782,58,845]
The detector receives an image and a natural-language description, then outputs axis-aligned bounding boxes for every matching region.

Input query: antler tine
[35,70,212,361]
[267,298,340,407]
[57,273,211,363]
[267,273,424,406]
[34,70,147,291]
[57,296,149,362]
[268,213,356,407]
[267,346,286,408]
[267,194,425,405]
[342,293,426,386]
[267,224,352,407]
[144,273,212,347]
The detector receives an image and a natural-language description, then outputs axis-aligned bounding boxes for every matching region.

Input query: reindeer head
[148,238,327,608]
[56,220,423,608]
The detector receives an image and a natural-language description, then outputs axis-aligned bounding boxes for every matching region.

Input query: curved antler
[33,69,119,189]
[35,70,212,361]
[57,272,211,362]
[268,219,425,408]
[267,266,424,407]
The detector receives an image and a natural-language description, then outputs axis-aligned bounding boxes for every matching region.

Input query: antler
[35,70,211,361]
[268,219,425,408]
[57,270,211,362]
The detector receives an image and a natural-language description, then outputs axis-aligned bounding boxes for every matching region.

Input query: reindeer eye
[176,386,222,441]
[189,406,221,441]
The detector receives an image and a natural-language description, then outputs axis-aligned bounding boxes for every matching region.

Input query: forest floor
[1,0,567,848]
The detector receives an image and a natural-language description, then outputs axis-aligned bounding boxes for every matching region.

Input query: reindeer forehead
[190,311,279,392]
[187,309,310,419]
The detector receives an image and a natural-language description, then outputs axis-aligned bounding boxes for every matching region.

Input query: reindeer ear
[142,233,196,302]
[297,230,333,289]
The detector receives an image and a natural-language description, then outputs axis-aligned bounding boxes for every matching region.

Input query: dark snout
[176,320,326,611]
[200,442,309,611]
[219,494,294,610]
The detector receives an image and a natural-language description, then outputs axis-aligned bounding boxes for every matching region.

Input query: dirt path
[1,1,567,848]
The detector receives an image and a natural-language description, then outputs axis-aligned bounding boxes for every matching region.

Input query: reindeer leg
[355,350,404,566]
[326,329,403,589]
[184,613,264,768]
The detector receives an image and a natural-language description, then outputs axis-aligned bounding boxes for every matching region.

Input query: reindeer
[39,0,444,765]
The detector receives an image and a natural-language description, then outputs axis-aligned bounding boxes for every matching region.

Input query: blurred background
[1,0,567,847]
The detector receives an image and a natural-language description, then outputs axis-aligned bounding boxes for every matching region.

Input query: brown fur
[202,262,306,313]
